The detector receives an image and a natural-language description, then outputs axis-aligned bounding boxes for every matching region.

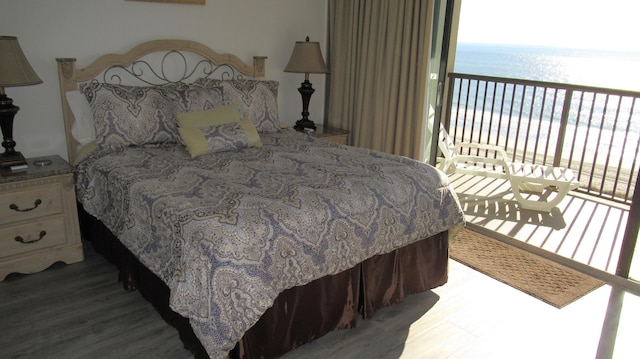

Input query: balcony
[441,73,640,280]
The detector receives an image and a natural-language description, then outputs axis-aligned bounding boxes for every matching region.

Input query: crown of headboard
[56,39,267,164]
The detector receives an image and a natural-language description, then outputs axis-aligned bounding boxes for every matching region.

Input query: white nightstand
[0,155,83,280]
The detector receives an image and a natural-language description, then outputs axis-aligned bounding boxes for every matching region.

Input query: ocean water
[454,43,640,91]
[449,43,640,169]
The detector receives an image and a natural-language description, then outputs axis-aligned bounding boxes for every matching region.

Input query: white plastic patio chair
[437,125,580,212]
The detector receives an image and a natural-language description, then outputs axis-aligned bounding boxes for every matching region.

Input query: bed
[56,39,465,359]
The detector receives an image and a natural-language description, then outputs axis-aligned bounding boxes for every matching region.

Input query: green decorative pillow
[177,104,262,148]
[179,122,250,158]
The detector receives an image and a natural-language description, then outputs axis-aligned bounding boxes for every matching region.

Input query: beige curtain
[327,0,433,160]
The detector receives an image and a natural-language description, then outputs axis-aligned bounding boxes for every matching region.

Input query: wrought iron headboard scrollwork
[56,39,267,164]
[100,50,248,86]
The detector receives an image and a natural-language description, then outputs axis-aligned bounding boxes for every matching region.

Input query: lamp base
[294,119,317,132]
[0,150,27,168]
[293,79,317,132]
[1,92,26,168]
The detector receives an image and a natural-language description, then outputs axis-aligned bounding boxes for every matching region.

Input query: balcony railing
[443,73,640,204]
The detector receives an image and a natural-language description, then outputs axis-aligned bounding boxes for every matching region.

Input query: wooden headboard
[56,39,267,164]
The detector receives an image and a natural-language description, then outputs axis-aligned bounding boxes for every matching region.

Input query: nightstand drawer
[0,183,63,225]
[1,215,68,258]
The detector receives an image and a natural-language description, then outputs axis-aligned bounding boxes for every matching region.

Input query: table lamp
[284,36,329,131]
[0,36,42,168]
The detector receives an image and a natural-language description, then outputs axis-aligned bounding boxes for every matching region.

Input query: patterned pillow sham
[166,82,225,113]
[81,82,224,149]
[179,122,249,158]
[194,78,280,134]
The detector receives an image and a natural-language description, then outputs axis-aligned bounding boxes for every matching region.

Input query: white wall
[0,0,328,161]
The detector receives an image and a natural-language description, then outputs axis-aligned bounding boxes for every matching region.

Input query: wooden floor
[1,243,639,358]
[448,173,639,279]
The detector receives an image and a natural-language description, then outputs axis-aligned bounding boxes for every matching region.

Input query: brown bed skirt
[78,205,449,359]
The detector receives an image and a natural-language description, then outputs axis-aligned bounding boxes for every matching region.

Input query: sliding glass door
[435,0,639,286]
[424,0,456,165]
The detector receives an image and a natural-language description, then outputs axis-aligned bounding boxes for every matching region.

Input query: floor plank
[0,245,192,359]
[1,242,638,358]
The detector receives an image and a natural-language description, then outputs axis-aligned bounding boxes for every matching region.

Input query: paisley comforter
[75,130,465,358]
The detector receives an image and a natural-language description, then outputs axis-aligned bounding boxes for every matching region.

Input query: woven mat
[449,228,605,308]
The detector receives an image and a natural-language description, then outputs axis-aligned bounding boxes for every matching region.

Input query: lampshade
[284,37,329,74]
[0,36,42,87]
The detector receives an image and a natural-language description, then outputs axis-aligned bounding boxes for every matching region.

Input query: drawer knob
[9,199,42,212]
[15,231,47,244]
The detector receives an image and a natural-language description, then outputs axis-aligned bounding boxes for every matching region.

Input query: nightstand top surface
[310,125,349,137]
[0,155,71,184]
[291,125,349,137]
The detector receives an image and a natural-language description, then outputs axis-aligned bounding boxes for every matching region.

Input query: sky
[457,0,640,52]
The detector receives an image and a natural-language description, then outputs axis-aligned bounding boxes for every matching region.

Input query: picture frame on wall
[127,0,205,4]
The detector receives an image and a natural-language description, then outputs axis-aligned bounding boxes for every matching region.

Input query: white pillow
[66,90,96,145]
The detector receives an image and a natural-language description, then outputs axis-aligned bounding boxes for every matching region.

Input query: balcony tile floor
[448,173,638,279]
